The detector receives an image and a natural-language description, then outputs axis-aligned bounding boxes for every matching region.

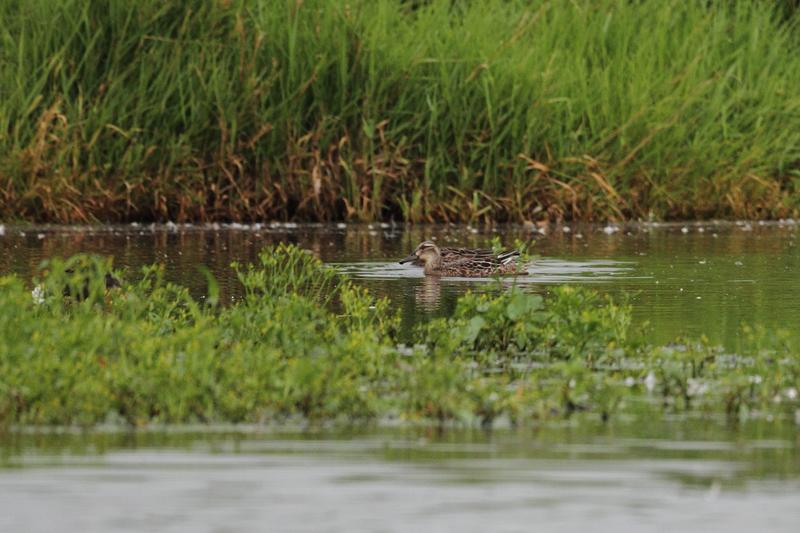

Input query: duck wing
[440,250,520,276]
[440,247,495,260]
[407,247,519,268]
[496,250,520,264]
[408,247,493,266]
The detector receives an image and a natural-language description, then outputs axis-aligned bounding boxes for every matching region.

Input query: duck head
[399,240,442,269]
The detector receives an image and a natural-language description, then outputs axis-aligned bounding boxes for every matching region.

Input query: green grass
[1,0,800,222]
[1,245,798,428]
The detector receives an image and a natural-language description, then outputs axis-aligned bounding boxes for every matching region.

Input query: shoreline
[2,0,799,223]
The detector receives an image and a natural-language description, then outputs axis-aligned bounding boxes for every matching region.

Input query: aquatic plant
[34,254,123,307]
[1,0,800,222]
[0,246,798,428]
[233,242,345,306]
[422,286,630,363]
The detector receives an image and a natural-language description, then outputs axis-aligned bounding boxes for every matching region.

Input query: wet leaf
[461,316,486,345]
[506,292,542,321]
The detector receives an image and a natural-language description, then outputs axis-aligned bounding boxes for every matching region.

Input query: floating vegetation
[0,245,798,428]
[1,1,800,222]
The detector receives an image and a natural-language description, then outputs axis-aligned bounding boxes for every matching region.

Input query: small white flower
[644,372,657,392]
[687,378,708,397]
[786,388,798,401]
[31,285,46,305]
[624,377,635,387]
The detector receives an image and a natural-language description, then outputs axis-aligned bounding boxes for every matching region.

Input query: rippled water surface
[1,221,799,531]
[1,422,799,533]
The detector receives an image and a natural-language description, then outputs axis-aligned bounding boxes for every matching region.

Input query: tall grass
[1,0,799,222]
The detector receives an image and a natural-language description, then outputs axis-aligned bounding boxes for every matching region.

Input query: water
[1,422,798,533]
[1,221,798,346]
[1,221,799,531]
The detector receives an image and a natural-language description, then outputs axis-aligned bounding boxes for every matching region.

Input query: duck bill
[398,253,418,264]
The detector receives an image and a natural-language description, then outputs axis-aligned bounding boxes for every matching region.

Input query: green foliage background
[1,1,800,222]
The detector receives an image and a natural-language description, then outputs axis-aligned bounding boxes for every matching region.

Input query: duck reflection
[414,276,442,310]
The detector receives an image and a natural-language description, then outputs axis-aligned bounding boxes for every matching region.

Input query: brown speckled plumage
[409,247,495,267]
[399,241,520,277]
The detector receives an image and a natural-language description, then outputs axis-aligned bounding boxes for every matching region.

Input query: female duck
[399,241,520,277]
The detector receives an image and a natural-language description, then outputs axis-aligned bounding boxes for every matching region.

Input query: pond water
[1,221,798,346]
[1,421,799,533]
[1,221,799,531]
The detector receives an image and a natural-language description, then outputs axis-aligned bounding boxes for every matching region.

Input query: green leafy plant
[1,248,798,429]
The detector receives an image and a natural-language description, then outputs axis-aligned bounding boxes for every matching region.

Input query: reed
[1,0,799,223]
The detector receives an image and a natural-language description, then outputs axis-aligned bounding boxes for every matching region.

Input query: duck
[32,268,122,304]
[62,269,122,300]
[399,240,521,277]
